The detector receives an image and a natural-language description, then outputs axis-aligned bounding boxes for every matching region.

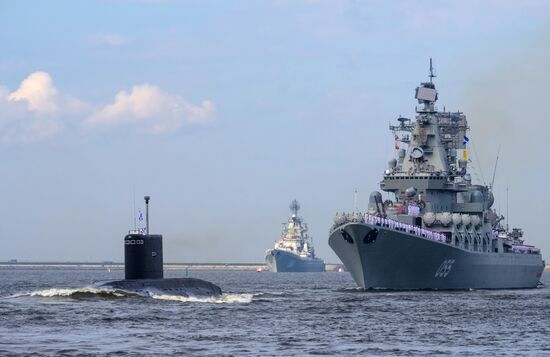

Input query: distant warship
[329,60,545,289]
[99,196,221,297]
[265,200,325,272]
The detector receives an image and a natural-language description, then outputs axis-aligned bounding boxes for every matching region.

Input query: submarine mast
[145,195,150,234]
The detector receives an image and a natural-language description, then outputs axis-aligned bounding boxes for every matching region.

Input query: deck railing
[333,213,446,242]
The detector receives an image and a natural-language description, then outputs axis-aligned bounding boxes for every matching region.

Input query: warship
[265,200,325,272]
[98,196,222,297]
[329,60,545,289]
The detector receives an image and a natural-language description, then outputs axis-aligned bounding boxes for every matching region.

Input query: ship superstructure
[266,200,325,272]
[329,60,544,289]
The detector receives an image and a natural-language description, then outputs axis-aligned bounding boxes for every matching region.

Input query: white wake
[151,292,254,304]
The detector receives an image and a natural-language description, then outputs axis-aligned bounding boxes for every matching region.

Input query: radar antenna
[289,199,300,215]
[429,58,436,83]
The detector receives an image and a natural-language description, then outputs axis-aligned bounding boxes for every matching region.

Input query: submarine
[98,196,222,297]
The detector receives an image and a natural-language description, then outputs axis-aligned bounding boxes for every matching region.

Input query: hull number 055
[435,259,455,278]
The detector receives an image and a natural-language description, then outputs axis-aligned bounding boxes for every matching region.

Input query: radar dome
[388,158,397,169]
[461,214,471,227]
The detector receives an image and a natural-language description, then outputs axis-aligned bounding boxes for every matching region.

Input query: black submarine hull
[111,197,223,298]
[98,277,222,297]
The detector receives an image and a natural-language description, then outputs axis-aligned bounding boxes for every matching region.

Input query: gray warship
[98,196,222,297]
[329,60,545,289]
[265,200,325,272]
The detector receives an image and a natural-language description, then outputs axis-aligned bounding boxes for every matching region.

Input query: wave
[151,292,254,304]
[10,287,143,299]
[252,291,293,298]
[8,287,254,304]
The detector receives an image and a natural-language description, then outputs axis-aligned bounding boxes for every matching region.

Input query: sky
[1,0,550,263]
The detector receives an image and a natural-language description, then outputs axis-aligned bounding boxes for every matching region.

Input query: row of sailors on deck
[363,214,446,242]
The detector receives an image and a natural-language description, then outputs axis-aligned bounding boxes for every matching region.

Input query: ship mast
[290,199,300,216]
[429,57,436,84]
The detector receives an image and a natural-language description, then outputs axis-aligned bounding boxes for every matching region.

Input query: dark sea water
[0,268,549,356]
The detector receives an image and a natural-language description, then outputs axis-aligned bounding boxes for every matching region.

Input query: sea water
[1,268,549,356]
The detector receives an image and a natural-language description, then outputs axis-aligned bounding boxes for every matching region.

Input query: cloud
[8,72,58,113]
[0,72,64,143]
[89,33,129,46]
[86,84,215,134]
[0,72,215,143]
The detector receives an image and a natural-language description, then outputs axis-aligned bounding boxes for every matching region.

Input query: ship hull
[265,249,325,272]
[98,278,222,297]
[329,222,545,289]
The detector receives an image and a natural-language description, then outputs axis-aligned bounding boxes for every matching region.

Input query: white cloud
[8,71,58,113]
[89,33,129,46]
[86,84,215,134]
[0,72,63,143]
[0,72,214,143]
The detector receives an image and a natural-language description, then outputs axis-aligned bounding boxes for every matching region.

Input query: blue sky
[1,0,549,262]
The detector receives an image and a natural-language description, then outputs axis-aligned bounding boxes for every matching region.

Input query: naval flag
[138,210,144,221]
[463,136,470,145]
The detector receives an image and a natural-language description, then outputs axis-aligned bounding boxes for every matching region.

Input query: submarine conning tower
[124,195,163,280]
